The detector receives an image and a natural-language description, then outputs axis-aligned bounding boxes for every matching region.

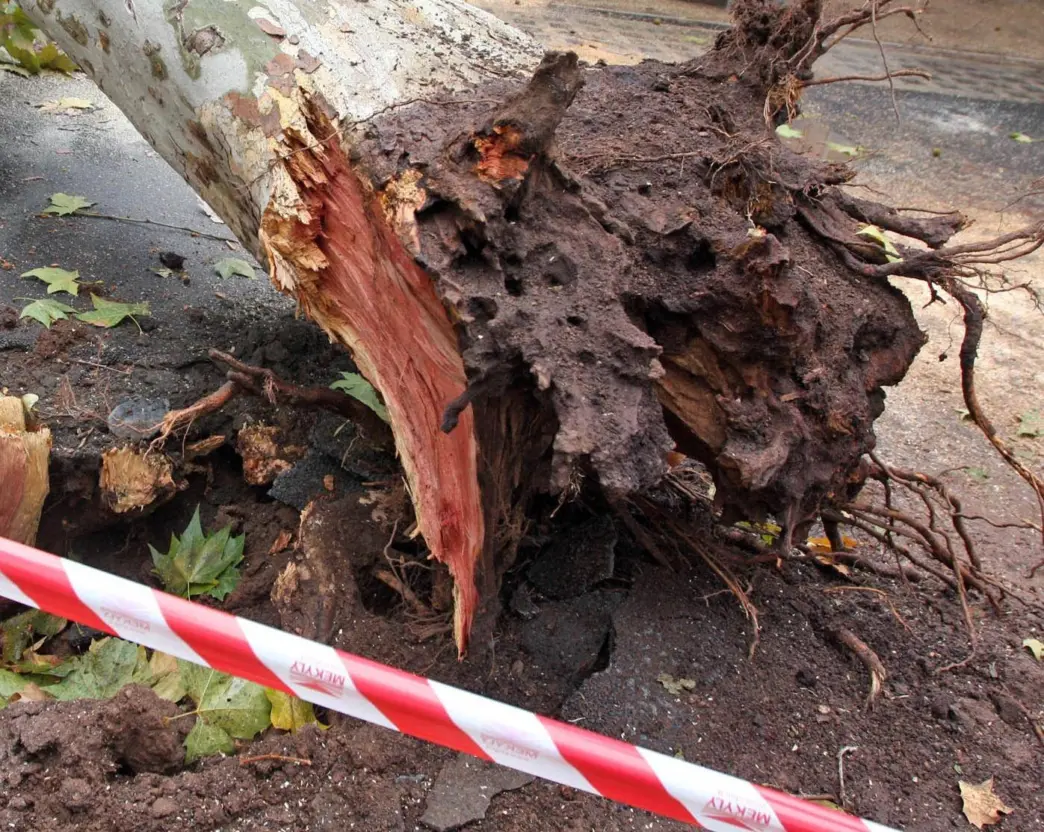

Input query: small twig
[69,358,133,375]
[74,211,234,241]
[239,754,312,766]
[800,69,930,88]
[837,745,858,808]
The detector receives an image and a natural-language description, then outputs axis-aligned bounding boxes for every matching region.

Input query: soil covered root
[239,36,1043,651]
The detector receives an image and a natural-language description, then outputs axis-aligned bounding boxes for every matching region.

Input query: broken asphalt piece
[420,754,534,831]
[158,251,186,270]
[521,591,621,678]
[267,448,361,511]
[527,514,617,599]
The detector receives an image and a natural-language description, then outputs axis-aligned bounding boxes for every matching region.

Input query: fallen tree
[24,0,1043,652]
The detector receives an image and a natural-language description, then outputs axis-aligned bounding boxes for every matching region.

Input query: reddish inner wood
[300,143,484,650]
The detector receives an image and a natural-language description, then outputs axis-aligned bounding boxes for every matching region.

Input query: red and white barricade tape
[0,535,898,831]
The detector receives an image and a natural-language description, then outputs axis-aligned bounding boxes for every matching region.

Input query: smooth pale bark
[26,0,541,648]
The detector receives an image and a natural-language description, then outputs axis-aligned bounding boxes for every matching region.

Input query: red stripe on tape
[538,716,697,824]
[340,652,492,761]
[154,591,291,694]
[757,786,873,832]
[0,538,112,634]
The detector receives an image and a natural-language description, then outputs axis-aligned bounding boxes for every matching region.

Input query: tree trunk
[28,0,1012,654]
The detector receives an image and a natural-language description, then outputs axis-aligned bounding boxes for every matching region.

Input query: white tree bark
[26,0,542,649]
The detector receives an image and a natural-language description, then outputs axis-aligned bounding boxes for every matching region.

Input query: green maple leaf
[35,41,78,73]
[19,297,78,328]
[49,638,151,701]
[857,225,902,263]
[21,266,82,295]
[43,192,94,216]
[214,257,257,279]
[184,718,235,763]
[330,371,390,422]
[76,294,151,331]
[179,663,271,739]
[149,506,244,600]
[1010,132,1036,144]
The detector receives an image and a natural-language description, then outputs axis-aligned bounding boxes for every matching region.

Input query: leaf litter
[0,602,316,764]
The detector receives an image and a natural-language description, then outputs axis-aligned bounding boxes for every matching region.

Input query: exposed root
[152,352,394,449]
[832,626,887,709]
[239,754,312,767]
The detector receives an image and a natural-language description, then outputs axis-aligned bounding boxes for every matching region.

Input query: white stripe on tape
[62,561,208,665]
[639,748,785,832]
[238,618,397,730]
[429,680,596,792]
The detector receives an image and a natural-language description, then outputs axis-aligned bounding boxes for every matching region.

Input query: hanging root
[798,187,1044,535]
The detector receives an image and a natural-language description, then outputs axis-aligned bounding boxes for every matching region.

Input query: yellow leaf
[1023,638,1043,661]
[807,536,859,551]
[813,554,851,576]
[960,778,1012,829]
[265,689,319,731]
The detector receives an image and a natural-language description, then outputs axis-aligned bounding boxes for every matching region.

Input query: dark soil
[1,19,1043,832]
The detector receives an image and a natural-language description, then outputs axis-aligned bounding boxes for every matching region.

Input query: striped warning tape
[0,535,899,831]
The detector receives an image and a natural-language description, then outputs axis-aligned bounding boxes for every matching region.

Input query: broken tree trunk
[27,0,1041,652]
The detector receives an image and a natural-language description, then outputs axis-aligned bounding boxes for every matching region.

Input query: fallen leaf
[265,689,319,731]
[959,778,1012,829]
[35,42,78,74]
[656,672,697,695]
[184,718,235,764]
[149,506,245,600]
[330,371,390,422]
[1023,638,1043,661]
[35,97,93,114]
[42,192,94,216]
[2,609,67,663]
[214,257,257,279]
[76,294,151,331]
[0,62,30,76]
[807,535,859,551]
[152,267,173,278]
[21,266,81,295]
[826,141,861,157]
[1010,132,1036,144]
[775,123,803,139]
[1016,411,1042,438]
[149,651,187,702]
[182,665,271,739]
[813,554,851,576]
[49,638,150,700]
[857,225,902,263]
[964,466,990,483]
[19,297,78,328]
[8,682,52,703]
